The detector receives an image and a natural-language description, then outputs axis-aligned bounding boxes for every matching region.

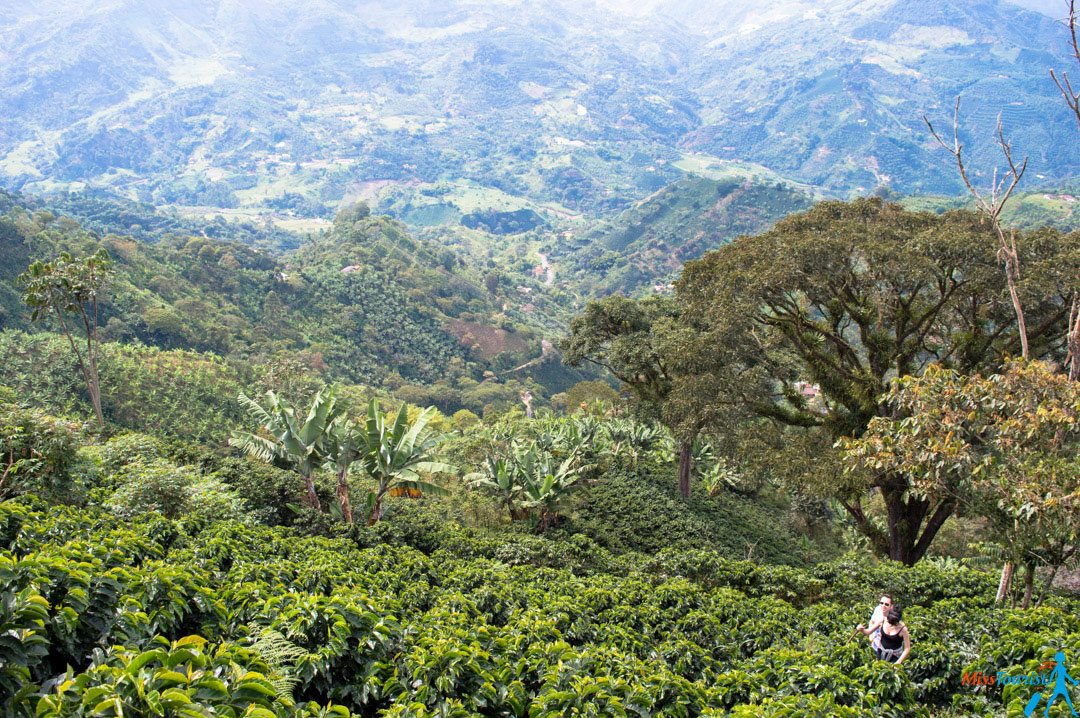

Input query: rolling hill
[0,0,1076,224]
[0,189,592,412]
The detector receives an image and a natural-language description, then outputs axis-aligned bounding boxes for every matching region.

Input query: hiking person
[873,606,911,664]
[855,594,892,651]
[1042,650,1077,717]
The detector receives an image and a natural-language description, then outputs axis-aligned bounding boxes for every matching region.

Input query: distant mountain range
[1,0,1077,223]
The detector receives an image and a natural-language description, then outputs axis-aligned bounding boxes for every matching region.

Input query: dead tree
[925,100,1030,360]
[1050,0,1080,130]
[924,101,1030,605]
[1052,2,1080,380]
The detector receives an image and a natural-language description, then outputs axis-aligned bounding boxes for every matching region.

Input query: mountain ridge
[1,0,1076,221]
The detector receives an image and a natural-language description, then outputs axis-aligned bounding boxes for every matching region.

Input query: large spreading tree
[677,198,1079,564]
[562,294,752,497]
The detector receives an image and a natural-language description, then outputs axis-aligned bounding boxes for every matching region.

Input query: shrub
[209,456,302,526]
[0,405,83,502]
[557,463,814,565]
[106,457,249,523]
[94,431,165,475]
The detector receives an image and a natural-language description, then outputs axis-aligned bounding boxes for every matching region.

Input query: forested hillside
[0,189,593,417]
[557,177,815,296]
[3,1,1080,716]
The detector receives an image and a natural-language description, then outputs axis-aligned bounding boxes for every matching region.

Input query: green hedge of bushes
[2,498,1077,717]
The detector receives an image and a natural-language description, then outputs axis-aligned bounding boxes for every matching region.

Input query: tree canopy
[676,198,1080,563]
[844,360,1080,604]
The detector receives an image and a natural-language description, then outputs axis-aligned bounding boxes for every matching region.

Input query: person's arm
[857,612,884,635]
[895,628,912,665]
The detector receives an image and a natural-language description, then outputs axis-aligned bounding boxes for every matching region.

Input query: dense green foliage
[555,463,827,565]
[0,191,565,413]
[2,494,1077,717]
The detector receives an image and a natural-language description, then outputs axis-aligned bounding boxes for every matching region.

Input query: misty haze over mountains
[0,0,1077,218]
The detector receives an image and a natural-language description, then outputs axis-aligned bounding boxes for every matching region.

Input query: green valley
[2,1,1080,716]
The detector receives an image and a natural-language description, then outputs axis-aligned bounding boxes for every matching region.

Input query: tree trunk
[677,440,692,498]
[1068,292,1079,382]
[55,311,105,430]
[880,482,955,565]
[507,500,528,522]
[335,468,353,523]
[1021,561,1035,609]
[840,499,891,557]
[1036,563,1063,609]
[996,562,1015,605]
[1003,246,1029,360]
[81,306,106,431]
[302,472,322,512]
[368,488,386,525]
[87,361,105,430]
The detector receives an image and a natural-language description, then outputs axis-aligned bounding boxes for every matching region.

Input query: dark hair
[887,606,903,624]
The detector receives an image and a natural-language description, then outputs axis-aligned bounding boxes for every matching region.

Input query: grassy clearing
[674,152,824,197]
[170,205,330,232]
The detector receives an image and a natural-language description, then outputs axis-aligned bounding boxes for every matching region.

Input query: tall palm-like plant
[325,416,362,523]
[518,447,584,533]
[229,386,343,511]
[603,419,664,468]
[468,441,586,531]
[465,451,529,521]
[358,399,453,524]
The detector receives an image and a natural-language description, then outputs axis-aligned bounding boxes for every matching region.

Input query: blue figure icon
[1029,652,1078,717]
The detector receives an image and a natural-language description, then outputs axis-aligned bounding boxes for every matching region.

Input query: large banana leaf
[358,399,455,498]
[231,386,344,480]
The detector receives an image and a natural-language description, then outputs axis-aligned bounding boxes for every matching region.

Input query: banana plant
[357,399,454,524]
[465,450,529,521]
[603,419,665,468]
[701,457,743,496]
[518,448,584,533]
[325,415,362,523]
[230,386,343,511]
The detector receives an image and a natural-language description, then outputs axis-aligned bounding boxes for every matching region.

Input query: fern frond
[248,628,307,699]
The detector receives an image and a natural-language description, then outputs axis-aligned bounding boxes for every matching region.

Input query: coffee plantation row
[2,497,1078,717]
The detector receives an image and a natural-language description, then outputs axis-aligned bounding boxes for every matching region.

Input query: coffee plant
[1,496,1077,717]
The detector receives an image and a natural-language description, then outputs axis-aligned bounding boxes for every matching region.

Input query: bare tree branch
[924,99,1030,360]
[1050,0,1080,130]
